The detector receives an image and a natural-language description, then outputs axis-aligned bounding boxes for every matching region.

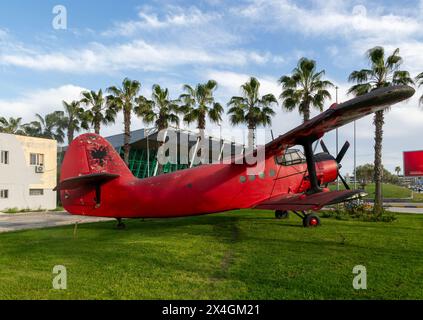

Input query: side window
[30,153,44,166]
[290,152,304,165]
[275,154,284,165]
[29,189,44,196]
[0,189,9,199]
[1,150,9,164]
[275,149,306,166]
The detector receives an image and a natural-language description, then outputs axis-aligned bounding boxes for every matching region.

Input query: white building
[0,133,57,212]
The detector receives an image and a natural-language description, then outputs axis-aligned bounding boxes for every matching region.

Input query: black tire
[275,210,289,219]
[303,214,321,227]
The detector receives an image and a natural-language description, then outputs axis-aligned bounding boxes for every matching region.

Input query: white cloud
[104,6,221,36]
[0,39,282,73]
[0,85,87,122]
[238,0,422,40]
[206,70,280,97]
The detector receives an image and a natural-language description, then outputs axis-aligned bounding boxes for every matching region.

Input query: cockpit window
[275,149,306,166]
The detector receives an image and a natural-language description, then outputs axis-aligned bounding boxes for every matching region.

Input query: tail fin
[59,134,133,216]
[60,133,133,181]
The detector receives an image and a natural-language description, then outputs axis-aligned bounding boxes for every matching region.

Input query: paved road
[384,202,423,214]
[384,202,423,207]
[386,207,423,214]
[0,212,112,233]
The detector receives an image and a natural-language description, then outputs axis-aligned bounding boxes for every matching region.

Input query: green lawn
[1,210,423,300]
[412,192,423,203]
[330,183,412,199]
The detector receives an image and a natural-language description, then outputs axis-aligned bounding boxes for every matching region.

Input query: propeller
[320,140,351,190]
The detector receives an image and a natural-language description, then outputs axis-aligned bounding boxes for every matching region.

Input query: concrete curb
[383,204,423,209]
[0,211,65,216]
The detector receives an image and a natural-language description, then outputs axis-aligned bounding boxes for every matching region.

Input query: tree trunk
[156,124,166,176]
[199,127,206,164]
[67,127,74,146]
[197,115,206,164]
[247,122,255,150]
[94,120,100,135]
[373,110,384,216]
[303,102,310,122]
[123,107,131,166]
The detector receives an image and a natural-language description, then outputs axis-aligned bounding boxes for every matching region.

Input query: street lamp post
[146,128,150,177]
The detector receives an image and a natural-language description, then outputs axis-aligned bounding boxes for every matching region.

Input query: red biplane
[56,85,414,228]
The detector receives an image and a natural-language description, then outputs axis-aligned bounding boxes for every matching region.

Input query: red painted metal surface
[58,85,415,219]
[60,133,341,218]
[60,134,337,218]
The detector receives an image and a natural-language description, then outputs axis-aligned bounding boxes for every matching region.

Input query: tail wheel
[303,214,321,228]
[116,218,126,230]
[275,210,289,219]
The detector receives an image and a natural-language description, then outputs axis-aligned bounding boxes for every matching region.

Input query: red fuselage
[61,134,338,218]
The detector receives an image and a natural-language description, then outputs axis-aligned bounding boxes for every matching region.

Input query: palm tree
[107,78,141,165]
[0,117,26,135]
[24,112,66,143]
[416,72,423,106]
[80,89,117,134]
[395,166,401,176]
[279,57,333,122]
[227,77,277,149]
[62,100,89,145]
[135,85,180,175]
[180,80,223,162]
[348,46,414,215]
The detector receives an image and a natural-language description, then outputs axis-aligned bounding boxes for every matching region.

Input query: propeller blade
[338,173,350,190]
[336,141,350,163]
[320,140,330,154]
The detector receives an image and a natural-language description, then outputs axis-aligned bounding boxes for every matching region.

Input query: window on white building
[30,153,44,166]
[29,189,44,196]
[0,189,9,199]
[1,150,9,164]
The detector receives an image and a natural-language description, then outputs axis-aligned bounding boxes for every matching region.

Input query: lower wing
[254,190,366,211]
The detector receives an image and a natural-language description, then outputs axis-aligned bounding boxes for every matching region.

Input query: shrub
[322,200,396,223]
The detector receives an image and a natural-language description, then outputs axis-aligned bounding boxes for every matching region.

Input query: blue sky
[0,0,423,174]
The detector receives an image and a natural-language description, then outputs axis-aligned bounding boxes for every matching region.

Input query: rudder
[61,133,133,181]
[59,133,133,216]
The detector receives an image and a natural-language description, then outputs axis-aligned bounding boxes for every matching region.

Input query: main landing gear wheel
[275,210,289,219]
[116,218,126,230]
[303,214,321,228]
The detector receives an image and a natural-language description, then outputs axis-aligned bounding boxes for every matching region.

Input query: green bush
[321,201,396,223]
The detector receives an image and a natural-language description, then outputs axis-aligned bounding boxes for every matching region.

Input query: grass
[412,192,423,203]
[330,183,412,199]
[1,210,423,300]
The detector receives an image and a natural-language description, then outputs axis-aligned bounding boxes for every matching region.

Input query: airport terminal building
[0,133,57,212]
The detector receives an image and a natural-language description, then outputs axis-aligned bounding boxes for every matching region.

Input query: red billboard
[403,150,423,176]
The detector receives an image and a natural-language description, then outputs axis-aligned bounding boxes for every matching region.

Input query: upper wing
[254,190,366,211]
[265,85,414,156]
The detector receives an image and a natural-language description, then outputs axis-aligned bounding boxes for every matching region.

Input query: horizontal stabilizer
[254,190,367,211]
[54,173,120,191]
